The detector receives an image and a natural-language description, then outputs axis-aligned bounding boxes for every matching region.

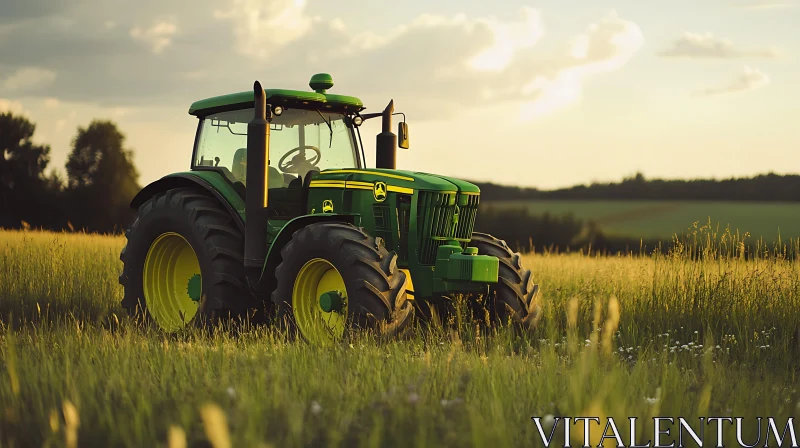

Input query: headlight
[352,115,363,126]
[272,105,283,116]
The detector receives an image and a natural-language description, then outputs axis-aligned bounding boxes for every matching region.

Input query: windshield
[194,107,359,186]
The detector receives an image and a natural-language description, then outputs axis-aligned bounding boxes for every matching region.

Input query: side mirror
[398,121,409,149]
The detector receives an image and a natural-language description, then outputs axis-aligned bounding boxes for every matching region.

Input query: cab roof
[188,74,364,116]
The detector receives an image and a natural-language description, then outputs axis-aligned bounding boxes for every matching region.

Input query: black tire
[271,222,413,341]
[469,232,541,330]
[119,188,253,330]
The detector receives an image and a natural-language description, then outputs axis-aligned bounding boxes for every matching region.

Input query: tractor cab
[188,74,366,218]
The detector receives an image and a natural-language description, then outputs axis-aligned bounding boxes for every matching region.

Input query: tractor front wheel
[469,232,542,330]
[272,222,413,344]
[119,188,251,332]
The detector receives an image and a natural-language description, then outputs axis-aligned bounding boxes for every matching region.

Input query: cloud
[695,65,770,96]
[0,98,25,114]
[0,0,72,24]
[1,67,57,93]
[0,1,643,124]
[468,7,545,72]
[659,32,779,58]
[269,8,643,122]
[518,10,645,120]
[130,19,178,54]
[213,0,313,58]
[44,97,60,109]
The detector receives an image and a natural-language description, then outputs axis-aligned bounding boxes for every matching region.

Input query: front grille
[455,193,479,241]
[397,195,411,262]
[417,191,480,265]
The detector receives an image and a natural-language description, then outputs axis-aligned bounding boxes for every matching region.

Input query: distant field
[485,200,800,242]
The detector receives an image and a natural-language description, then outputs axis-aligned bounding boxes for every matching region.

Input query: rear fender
[130,171,245,233]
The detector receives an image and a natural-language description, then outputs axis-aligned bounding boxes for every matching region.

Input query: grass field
[1,229,800,447]
[485,200,800,242]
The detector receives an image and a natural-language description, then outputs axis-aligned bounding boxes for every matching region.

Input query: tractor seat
[268,166,284,189]
[231,147,285,190]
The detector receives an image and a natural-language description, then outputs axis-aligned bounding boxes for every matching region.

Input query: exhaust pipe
[375,99,397,169]
[244,81,270,269]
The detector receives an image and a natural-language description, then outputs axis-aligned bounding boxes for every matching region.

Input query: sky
[0,0,797,189]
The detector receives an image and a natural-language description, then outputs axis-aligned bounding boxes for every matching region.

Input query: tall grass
[0,230,123,323]
[1,228,799,447]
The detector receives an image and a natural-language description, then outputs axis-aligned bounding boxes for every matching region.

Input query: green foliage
[473,172,800,202]
[1,229,799,447]
[65,120,141,233]
[0,114,141,233]
[0,112,57,229]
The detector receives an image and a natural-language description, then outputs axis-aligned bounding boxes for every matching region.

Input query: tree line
[2,109,796,253]
[1,112,140,233]
[473,172,800,202]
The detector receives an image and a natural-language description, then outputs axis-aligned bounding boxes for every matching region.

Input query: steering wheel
[278,145,321,174]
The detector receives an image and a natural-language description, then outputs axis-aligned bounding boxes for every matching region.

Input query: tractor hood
[314,168,480,194]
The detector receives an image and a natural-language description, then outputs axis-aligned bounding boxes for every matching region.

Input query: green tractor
[119,73,540,343]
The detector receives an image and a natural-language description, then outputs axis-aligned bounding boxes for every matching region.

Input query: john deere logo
[373,181,387,202]
[322,200,334,213]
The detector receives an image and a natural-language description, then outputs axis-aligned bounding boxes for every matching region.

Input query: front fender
[257,213,361,289]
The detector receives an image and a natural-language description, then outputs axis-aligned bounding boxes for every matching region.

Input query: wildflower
[441,398,463,407]
[226,387,236,400]
[542,414,555,428]
[310,401,322,415]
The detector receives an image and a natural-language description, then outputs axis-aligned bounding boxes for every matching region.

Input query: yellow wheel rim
[143,232,202,332]
[292,258,347,345]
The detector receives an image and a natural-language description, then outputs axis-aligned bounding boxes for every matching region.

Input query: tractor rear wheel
[271,222,413,344]
[119,188,251,332]
[469,232,541,330]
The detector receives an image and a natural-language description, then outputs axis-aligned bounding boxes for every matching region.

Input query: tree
[0,112,55,229]
[65,120,141,233]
